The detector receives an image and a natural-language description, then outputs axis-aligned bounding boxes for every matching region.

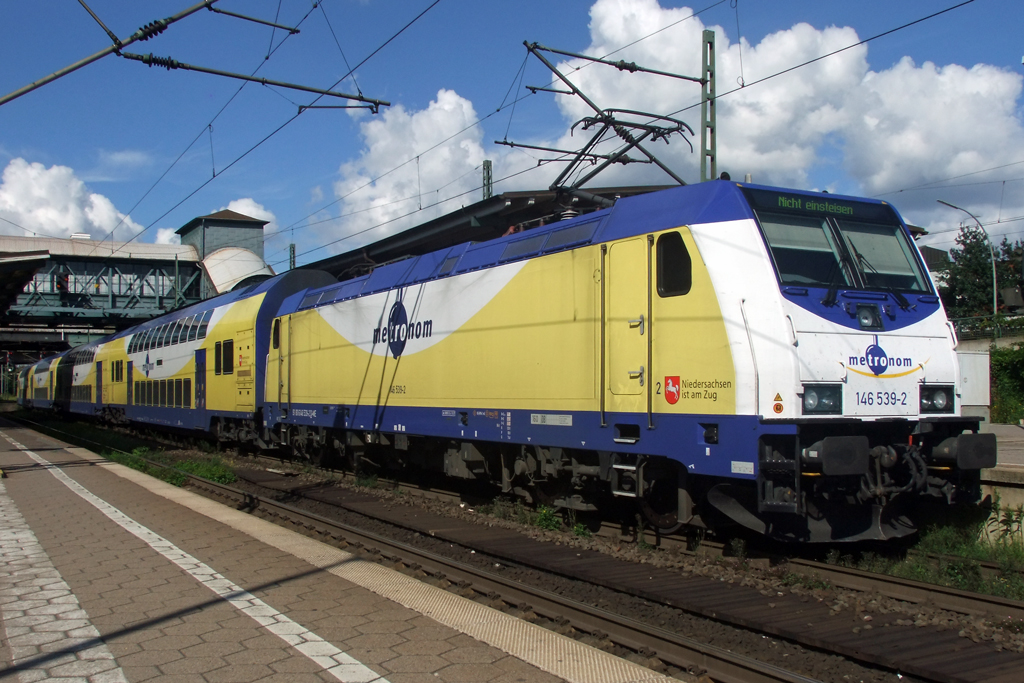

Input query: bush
[990,342,1024,423]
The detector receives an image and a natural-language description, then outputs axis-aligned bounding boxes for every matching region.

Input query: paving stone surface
[0,426,571,683]
[0,474,128,682]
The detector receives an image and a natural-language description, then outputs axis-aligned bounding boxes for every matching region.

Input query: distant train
[18,180,996,542]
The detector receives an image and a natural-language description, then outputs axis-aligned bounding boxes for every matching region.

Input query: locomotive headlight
[919,385,954,414]
[803,389,819,411]
[856,304,884,331]
[801,384,842,415]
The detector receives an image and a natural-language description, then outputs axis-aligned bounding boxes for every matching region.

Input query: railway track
[192,474,824,683]
[9,414,1024,682]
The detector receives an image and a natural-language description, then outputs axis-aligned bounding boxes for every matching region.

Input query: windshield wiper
[849,246,911,310]
[821,259,845,307]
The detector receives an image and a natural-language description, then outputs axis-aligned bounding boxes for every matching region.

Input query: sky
[0,0,1022,274]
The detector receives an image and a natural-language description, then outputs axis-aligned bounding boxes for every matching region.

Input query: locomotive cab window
[758,213,850,287]
[744,188,932,294]
[657,232,692,297]
[272,319,280,349]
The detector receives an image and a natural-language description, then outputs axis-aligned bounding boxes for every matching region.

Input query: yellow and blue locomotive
[25,181,994,542]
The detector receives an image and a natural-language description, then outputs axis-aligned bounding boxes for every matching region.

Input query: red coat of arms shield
[664,376,681,405]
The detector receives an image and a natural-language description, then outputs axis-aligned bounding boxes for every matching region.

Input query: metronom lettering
[848,354,913,368]
[373,319,432,344]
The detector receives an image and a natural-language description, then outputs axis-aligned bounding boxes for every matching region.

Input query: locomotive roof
[283,180,901,316]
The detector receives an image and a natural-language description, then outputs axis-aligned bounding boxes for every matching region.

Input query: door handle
[628,314,645,335]
[629,365,645,386]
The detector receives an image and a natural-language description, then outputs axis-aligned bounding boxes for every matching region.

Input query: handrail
[950,314,1024,341]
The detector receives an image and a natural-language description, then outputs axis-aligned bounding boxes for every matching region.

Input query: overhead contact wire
[108,0,444,257]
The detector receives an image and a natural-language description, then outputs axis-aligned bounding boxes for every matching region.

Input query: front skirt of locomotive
[707,482,918,542]
[705,422,997,543]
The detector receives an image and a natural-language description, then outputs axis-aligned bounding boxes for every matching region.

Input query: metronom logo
[372,299,432,359]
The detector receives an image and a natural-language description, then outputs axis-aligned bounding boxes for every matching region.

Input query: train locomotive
[18,180,996,542]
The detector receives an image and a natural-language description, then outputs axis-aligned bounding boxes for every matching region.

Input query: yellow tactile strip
[94,454,678,683]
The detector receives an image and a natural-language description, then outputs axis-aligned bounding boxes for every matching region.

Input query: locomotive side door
[606,237,650,413]
[235,328,255,410]
[281,316,292,412]
[127,361,133,406]
[194,349,206,424]
[95,361,103,405]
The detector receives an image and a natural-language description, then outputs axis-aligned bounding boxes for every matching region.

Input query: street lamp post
[938,199,998,318]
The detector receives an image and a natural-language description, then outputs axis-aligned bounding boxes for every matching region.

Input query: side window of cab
[657,231,692,297]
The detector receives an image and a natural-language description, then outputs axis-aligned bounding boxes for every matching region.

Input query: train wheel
[532,478,568,510]
[640,467,683,533]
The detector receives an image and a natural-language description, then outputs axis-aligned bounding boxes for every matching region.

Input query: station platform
[0,422,674,683]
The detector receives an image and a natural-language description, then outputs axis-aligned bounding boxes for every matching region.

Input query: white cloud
[330,89,486,247]
[155,227,179,245]
[220,197,278,233]
[0,158,143,240]
[82,149,153,182]
[550,0,1024,238]
[317,0,1024,256]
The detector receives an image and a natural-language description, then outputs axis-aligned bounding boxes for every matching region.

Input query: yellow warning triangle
[773,393,783,402]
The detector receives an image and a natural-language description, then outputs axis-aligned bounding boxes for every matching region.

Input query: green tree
[941,224,998,319]
[940,226,1024,320]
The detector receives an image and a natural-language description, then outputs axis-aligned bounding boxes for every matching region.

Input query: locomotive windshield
[744,188,932,293]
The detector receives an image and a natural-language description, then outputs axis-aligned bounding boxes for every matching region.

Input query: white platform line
[2,433,388,683]
[92,449,678,682]
[0,478,129,683]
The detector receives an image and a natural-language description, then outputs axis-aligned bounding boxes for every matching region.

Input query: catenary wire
[665,0,977,119]
[90,0,323,252]
[107,0,444,257]
[272,0,726,245]
[282,163,544,265]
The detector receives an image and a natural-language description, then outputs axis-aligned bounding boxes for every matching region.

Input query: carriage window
[171,319,185,344]
[657,232,692,297]
[214,341,222,375]
[197,310,212,339]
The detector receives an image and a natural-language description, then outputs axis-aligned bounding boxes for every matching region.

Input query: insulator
[136,19,168,41]
[141,54,179,71]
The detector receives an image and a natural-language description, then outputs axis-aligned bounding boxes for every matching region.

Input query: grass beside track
[824,504,1024,600]
[7,409,235,487]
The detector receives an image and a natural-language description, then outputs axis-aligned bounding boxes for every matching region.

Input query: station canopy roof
[301,185,671,281]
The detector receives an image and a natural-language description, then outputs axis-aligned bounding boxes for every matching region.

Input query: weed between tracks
[103,447,238,487]
[822,500,1024,600]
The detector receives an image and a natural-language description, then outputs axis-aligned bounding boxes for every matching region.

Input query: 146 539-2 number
[855,391,906,407]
